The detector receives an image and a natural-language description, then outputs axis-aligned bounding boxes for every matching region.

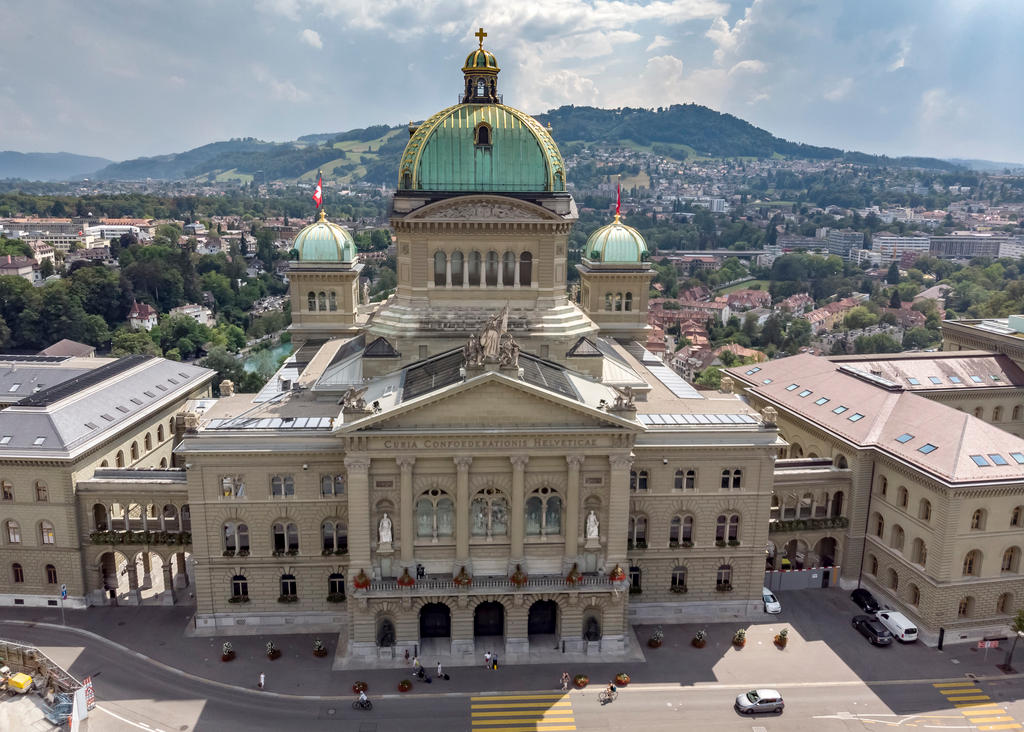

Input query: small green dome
[586,217,649,263]
[293,210,356,263]
[463,48,499,71]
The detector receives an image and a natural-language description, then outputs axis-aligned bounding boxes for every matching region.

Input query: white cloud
[728,59,765,75]
[253,65,310,102]
[887,36,911,71]
[646,35,672,51]
[824,77,853,102]
[300,29,323,49]
[705,16,738,63]
[168,75,186,87]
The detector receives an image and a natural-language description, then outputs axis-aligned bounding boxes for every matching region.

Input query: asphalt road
[6,621,1024,732]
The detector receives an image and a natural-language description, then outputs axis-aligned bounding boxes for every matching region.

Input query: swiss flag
[312,173,323,209]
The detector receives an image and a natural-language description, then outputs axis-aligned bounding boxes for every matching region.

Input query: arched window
[721,470,731,489]
[614,293,623,311]
[231,574,248,599]
[451,251,464,286]
[669,516,682,546]
[1002,546,1020,573]
[909,583,920,606]
[416,489,454,539]
[891,524,905,551]
[519,252,532,285]
[157,425,165,442]
[46,564,57,584]
[471,488,508,538]
[318,291,327,311]
[144,434,152,452]
[329,291,337,311]
[887,568,899,590]
[322,520,348,554]
[401,169,412,189]
[1013,507,1023,528]
[994,406,1003,421]
[671,566,687,592]
[474,122,492,146]
[997,592,1013,614]
[40,520,55,545]
[971,509,986,530]
[912,538,927,566]
[272,522,299,554]
[974,406,983,419]
[100,460,108,467]
[434,251,447,286]
[223,522,249,553]
[485,251,499,286]
[716,514,740,542]
[35,481,48,502]
[732,469,742,489]
[716,564,732,590]
[270,475,294,498]
[502,251,516,286]
[962,549,981,576]
[897,486,908,508]
[279,573,297,599]
[878,476,887,496]
[93,504,109,531]
[628,514,648,548]
[624,292,633,311]
[872,512,884,538]
[321,474,345,497]
[834,454,849,469]
[684,469,695,490]
[116,450,125,467]
[525,486,561,536]
[5,520,20,543]
[604,293,613,310]
[1015,405,1023,421]
[958,596,974,618]
[919,499,932,521]
[308,292,316,311]
[160,457,167,467]
[468,251,482,286]
[12,563,24,583]
[868,554,878,575]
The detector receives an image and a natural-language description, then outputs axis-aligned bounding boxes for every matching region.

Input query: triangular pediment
[404,195,563,223]
[340,371,636,433]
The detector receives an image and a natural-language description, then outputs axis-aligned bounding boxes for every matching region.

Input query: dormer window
[477,80,486,97]
[474,122,492,147]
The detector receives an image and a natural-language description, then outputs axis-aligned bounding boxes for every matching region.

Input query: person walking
[491,653,498,671]
[560,671,570,691]
[412,655,421,671]
[436,661,444,678]
[484,651,492,669]
[258,672,265,690]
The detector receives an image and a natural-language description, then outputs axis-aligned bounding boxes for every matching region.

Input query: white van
[762,587,781,614]
[876,611,918,642]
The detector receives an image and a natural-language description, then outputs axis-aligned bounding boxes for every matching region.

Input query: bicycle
[352,698,373,711]
[598,689,618,705]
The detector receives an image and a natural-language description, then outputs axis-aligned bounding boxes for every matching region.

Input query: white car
[735,688,784,714]
[762,587,781,614]
[875,610,918,642]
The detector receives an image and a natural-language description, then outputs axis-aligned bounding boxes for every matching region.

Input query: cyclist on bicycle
[358,690,369,705]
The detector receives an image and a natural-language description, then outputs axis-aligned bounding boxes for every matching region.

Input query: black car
[851,588,880,613]
[852,614,893,645]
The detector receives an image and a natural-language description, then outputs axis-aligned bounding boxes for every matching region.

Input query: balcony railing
[769,516,849,533]
[364,573,611,595]
[89,530,192,545]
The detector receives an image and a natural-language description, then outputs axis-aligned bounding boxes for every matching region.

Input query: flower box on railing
[277,594,299,603]
[769,516,849,533]
[327,592,346,603]
[716,583,733,592]
[353,569,371,590]
[227,595,249,603]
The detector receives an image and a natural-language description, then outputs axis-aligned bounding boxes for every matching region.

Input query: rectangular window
[1011,453,1024,464]
[762,378,773,384]
[798,389,812,398]
[895,433,914,443]
[970,376,983,383]
[785,384,799,391]
[814,397,830,405]
[848,413,864,422]
[949,376,962,383]
[832,406,848,414]
[918,444,937,454]
[221,476,245,498]
[906,378,920,385]
[928,376,942,385]
[989,454,1009,466]
[970,455,989,467]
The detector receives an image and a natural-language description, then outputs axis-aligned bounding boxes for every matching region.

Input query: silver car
[735,689,785,715]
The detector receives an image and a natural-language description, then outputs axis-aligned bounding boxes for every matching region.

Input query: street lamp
[1006,629,1024,671]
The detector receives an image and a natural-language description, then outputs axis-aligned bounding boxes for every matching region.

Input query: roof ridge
[950,410,971,478]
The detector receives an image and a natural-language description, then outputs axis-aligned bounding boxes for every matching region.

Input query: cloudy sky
[2,0,1022,162]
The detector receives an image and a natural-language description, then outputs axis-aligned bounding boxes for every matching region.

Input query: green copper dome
[463,48,499,71]
[586,217,649,263]
[293,210,356,263]
[398,103,566,193]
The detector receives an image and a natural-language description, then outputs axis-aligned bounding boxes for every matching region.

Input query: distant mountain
[0,151,113,181]
[91,138,278,180]
[946,158,1024,173]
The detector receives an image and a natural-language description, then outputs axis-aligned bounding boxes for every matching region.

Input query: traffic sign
[60,583,67,599]
[978,640,999,649]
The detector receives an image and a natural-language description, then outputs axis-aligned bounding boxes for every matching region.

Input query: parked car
[876,611,918,642]
[762,587,781,614]
[735,689,784,714]
[851,588,880,613]
[852,615,893,646]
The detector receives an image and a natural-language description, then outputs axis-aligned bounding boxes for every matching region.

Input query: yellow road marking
[956,702,1002,708]
[962,708,1008,716]
[971,717,1018,724]
[470,728,576,732]
[473,711,574,717]
[472,703,573,709]
[472,719,577,725]
[946,695,992,702]
[934,682,978,688]
[940,687,981,694]
[471,695,568,701]
[976,725,1023,731]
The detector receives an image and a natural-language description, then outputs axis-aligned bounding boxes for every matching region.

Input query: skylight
[970,376,983,383]
[786,384,799,391]
[918,443,937,454]
[815,397,830,405]
[848,413,865,422]
[832,406,848,414]
[8,383,20,392]
[33,436,46,446]
[116,405,130,413]
[798,389,813,397]
[970,454,990,467]
[762,378,773,384]
[949,376,962,384]
[100,414,114,422]
[992,375,1002,381]
[989,454,1009,466]
[745,367,761,375]
[906,378,920,385]
[928,376,942,385]
[0,436,10,445]
[896,433,914,443]
[1011,453,1024,464]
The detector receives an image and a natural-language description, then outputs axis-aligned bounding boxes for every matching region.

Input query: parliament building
[1,33,1021,657]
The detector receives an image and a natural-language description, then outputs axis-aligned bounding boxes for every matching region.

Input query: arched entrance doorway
[814,537,838,567]
[528,600,558,648]
[419,602,451,638]
[474,601,504,638]
[783,538,808,569]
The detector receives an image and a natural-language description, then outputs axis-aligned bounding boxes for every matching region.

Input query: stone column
[446,256,452,287]
[509,455,529,560]
[344,455,373,577]
[126,562,141,605]
[161,562,175,606]
[141,551,153,589]
[397,456,416,565]
[565,455,584,561]
[455,456,473,563]
[607,454,633,565]
[514,258,520,287]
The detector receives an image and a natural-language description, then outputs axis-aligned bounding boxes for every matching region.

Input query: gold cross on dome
[475,27,487,48]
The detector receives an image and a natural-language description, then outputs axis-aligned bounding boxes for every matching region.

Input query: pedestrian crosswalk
[470,693,576,732]
[934,681,1022,731]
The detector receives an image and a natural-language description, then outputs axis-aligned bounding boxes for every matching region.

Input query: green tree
[1005,609,1024,670]
[844,306,879,330]
[110,328,162,356]
[695,366,722,389]
[886,262,900,285]
[889,289,902,309]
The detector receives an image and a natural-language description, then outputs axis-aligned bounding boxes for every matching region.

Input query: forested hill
[0,151,113,181]
[534,105,959,170]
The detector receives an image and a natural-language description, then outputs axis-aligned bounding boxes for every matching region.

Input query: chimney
[219,379,235,397]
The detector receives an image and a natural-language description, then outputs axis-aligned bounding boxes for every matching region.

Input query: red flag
[615,175,621,218]
[312,173,323,209]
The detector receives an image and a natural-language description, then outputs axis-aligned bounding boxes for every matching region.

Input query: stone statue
[479,306,508,361]
[498,333,520,368]
[463,332,484,368]
[569,282,579,303]
[339,386,368,410]
[378,512,393,544]
[362,280,370,305]
[611,385,635,410]
[586,510,600,539]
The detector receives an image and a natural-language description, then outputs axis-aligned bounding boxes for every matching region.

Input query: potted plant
[266,641,281,660]
[692,629,707,648]
[353,569,371,590]
[398,679,412,692]
[648,625,664,648]
[510,564,528,587]
[313,639,328,657]
[608,564,626,582]
[221,642,235,662]
[397,568,415,587]
[238,549,250,557]
[327,592,346,603]
[352,681,368,694]
[732,629,746,648]
[574,674,589,689]
[453,566,472,586]
[565,563,582,586]
[774,628,788,648]
[614,673,630,687]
